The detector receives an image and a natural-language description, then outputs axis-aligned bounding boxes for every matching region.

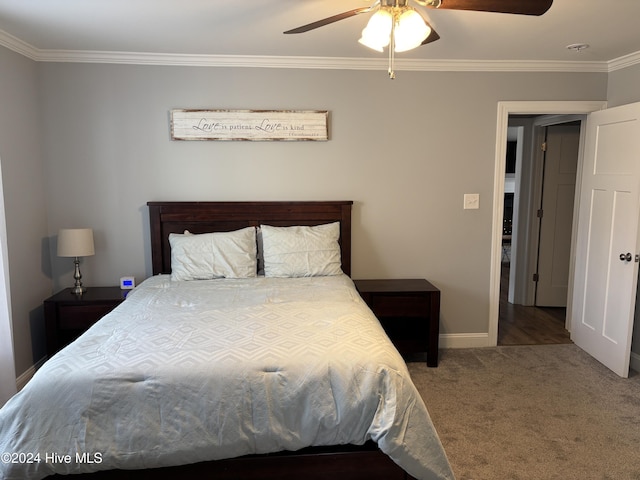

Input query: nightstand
[44,286,127,357]
[354,279,440,367]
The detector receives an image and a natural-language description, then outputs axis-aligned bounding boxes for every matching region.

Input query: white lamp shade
[57,228,95,257]
[359,9,393,52]
[394,9,431,52]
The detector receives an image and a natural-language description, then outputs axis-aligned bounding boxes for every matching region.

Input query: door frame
[488,101,607,346]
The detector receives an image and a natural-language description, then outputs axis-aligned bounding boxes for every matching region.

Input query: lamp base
[70,256,86,295]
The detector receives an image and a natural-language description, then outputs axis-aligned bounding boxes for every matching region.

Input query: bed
[0,201,454,480]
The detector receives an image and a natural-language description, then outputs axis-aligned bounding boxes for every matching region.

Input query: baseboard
[631,351,640,373]
[440,333,491,349]
[16,356,47,391]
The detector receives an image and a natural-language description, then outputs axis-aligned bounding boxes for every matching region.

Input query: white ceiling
[0,0,639,71]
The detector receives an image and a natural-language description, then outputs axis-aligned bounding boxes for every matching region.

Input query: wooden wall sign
[170,109,328,141]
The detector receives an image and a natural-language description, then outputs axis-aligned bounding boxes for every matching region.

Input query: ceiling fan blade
[433,0,552,15]
[284,7,373,34]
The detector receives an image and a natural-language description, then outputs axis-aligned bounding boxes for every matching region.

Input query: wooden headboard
[147,201,353,276]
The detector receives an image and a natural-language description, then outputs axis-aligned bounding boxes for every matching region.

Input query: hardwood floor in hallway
[498,264,572,346]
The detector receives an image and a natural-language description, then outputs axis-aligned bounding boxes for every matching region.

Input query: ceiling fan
[284,0,553,78]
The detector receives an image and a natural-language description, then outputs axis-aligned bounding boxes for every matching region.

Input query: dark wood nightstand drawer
[58,304,117,330]
[371,295,428,317]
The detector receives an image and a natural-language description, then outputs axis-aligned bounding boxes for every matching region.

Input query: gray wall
[0,47,50,376]
[39,64,607,338]
[1,48,623,376]
[607,63,640,107]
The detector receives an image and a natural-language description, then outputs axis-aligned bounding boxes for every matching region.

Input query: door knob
[620,252,632,262]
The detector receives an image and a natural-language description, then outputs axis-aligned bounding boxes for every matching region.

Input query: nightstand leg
[427,292,440,367]
[427,350,438,367]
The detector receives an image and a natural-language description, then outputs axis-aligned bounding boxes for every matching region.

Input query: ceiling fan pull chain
[389,16,396,79]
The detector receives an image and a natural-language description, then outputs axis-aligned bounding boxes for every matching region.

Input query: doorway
[498,119,579,345]
[488,101,608,347]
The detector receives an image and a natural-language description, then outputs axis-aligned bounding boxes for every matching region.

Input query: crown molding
[0,29,38,60]
[26,48,614,73]
[608,50,640,72]
[0,28,637,74]
[393,58,609,73]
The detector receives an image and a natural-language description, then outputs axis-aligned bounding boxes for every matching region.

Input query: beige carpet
[408,345,640,480]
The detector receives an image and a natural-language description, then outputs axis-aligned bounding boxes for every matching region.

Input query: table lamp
[57,228,95,294]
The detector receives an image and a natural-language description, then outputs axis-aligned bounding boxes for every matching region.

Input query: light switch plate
[464,193,480,209]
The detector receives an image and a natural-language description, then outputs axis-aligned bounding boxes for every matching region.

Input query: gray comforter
[0,274,454,479]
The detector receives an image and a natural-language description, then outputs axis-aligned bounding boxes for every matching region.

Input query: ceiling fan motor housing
[382,0,409,6]
[382,0,441,6]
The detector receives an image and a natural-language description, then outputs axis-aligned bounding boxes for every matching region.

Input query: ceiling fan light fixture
[284,0,554,78]
[393,8,430,52]
[358,9,393,52]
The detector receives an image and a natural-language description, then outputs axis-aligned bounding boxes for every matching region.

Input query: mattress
[0,274,453,480]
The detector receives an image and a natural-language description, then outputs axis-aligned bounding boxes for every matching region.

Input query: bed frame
[51,201,416,480]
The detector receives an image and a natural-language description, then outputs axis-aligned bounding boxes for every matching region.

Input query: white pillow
[260,222,342,277]
[169,227,257,281]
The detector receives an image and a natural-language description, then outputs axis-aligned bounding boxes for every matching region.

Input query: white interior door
[535,123,580,307]
[571,102,640,378]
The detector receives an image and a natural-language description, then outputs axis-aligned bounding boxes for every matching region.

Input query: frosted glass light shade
[394,9,431,52]
[57,228,95,257]
[359,9,393,52]
[359,7,430,54]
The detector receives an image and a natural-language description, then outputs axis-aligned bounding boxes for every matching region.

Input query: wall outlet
[464,193,480,209]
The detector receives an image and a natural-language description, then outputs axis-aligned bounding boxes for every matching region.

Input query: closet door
[535,123,580,307]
